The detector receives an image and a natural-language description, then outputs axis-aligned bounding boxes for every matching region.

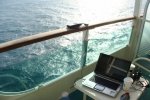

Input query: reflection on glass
[138,22,150,56]
[146,2,150,20]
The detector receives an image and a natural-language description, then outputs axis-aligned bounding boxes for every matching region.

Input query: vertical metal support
[134,0,142,17]
[136,0,150,55]
[81,24,89,68]
[129,0,142,59]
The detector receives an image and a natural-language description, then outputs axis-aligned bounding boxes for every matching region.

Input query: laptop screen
[95,53,131,82]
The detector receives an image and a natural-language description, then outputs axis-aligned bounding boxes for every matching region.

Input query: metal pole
[129,0,142,59]
[134,0,142,17]
[81,24,89,68]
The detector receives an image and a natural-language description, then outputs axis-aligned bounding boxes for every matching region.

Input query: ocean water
[0,0,135,42]
[0,0,135,92]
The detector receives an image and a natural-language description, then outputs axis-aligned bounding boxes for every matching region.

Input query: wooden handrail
[0,16,135,53]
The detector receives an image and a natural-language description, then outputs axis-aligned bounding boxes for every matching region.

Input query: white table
[74,72,145,100]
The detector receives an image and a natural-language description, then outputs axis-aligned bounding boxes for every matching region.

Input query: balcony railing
[0,16,138,92]
[0,16,135,53]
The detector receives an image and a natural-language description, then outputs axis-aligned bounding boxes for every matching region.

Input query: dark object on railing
[67,24,83,29]
[67,23,88,29]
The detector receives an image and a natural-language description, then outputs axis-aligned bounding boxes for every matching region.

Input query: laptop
[82,53,131,97]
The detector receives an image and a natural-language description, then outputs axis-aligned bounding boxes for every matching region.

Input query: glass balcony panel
[0,32,83,92]
[146,2,150,20]
[86,21,132,65]
[138,22,150,56]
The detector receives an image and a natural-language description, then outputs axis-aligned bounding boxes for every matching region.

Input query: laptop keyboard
[90,75,120,90]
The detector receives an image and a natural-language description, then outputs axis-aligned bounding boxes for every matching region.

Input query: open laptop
[82,53,131,97]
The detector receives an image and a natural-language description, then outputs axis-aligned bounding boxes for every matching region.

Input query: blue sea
[0,0,137,92]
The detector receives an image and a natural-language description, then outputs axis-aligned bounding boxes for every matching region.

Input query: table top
[74,72,145,100]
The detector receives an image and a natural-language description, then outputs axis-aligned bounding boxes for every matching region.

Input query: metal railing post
[129,0,142,59]
[81,24,89,68]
